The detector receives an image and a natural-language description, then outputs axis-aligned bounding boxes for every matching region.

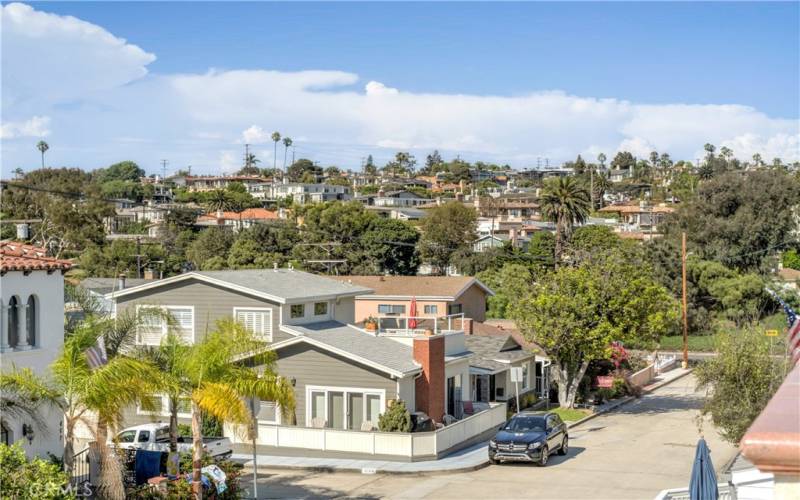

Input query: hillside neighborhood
[2,2,800,500]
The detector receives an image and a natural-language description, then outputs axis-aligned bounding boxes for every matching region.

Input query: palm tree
[51,317,159,497]
[0,367,61,436]
[593,172,611,209]
[204,189,233,214]
[271,132,281,170]
[176,318,295,499]
[596,153,606,169]
[540,177,591,265]
[36,141,49,168]
[282,137,293,170]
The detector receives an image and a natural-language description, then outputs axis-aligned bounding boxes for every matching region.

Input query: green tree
[419,201,477,274]
[36,140,49,168]
[186,227,235,269]
[664,169,800,271]
[478,263,533,318]
[94,161,145,183]
[782,249,800,270]
[0,443,74,499]
[357,217,420,275]
[287,158,322,182]
[527,231,556,271]
[539,177,590,266]
[511,250,678,407]
[695,328,787,443]
[0,368,61,438]
[568,225,623,260]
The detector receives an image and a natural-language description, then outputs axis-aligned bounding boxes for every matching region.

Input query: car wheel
[558,437,568,456]
[488,457,498,465]
[537,446,549,466]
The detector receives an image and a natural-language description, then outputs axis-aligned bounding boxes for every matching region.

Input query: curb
[568,368,694,430]
[244,460,491,476]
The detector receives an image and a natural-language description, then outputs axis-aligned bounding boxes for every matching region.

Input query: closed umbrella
[689,438,718,500]
[408,297,418,330]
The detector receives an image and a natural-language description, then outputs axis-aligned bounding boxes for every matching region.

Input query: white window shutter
[236,309,272,342]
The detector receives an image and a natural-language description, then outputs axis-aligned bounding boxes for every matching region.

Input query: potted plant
[365,316,378,332]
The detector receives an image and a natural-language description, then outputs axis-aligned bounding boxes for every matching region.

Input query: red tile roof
[0,241,72,273]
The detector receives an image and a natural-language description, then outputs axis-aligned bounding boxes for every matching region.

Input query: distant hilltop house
[598,202,676,239]
[250,182,352,204]
[1,241,72,458]
[171,174,267,192]
[195,207,281,231]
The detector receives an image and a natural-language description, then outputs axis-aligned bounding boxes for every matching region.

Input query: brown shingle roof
[0,241,72,273]
[331,275,492,299]
[476,319,543,354]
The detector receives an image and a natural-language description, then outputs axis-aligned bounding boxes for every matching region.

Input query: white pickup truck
[111,423,233,460]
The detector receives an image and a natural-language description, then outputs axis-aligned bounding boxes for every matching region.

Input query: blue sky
[2,1,799,174]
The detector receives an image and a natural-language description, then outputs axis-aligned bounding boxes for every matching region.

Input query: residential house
[0,242,72,457]
[171,175,266,192]
[513,167,573,183]
[195,208,280,231]
[776,266,800,291]
[105,269,474,433]
[356,189,429,208]
[331,275,494,323]
[598,202,676,238]
[267,183,352,204]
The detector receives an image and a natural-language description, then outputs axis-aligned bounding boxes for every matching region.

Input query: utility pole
[244,143,251,169]
[160,159,168,180]
[590,165,595,211]
[291,145,295,166]
[681,232,689,369]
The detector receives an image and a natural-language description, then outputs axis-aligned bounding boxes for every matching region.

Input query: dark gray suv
[488,411,568,466]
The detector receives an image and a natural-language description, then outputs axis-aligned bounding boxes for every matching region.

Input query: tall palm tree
[592,172,611,209]
[271,132,281,170]
[282,137,293,170]
[169,318,295,499]
[51,317,159,497]
[36,141,49,168]
[540,177,590,265]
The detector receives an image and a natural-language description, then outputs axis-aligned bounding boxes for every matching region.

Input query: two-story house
[107,269,474,431]
[1,242,72,457]
[332,275,494,323]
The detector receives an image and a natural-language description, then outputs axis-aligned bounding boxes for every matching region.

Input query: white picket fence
[232,402,506,459]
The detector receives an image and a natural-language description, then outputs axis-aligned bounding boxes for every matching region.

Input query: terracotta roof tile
[0,241,72,273]
[197,208,279,222]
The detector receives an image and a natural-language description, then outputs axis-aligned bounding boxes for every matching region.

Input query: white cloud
[0,2,155,107]
[0,115,51,139]
[1,3,798,173]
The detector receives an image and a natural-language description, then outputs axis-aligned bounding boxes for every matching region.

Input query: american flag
[85,336,108,370]
[767,289,800,365]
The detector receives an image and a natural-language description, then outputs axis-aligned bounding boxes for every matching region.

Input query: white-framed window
[136,305,194,345]
[423,305,438,315]
[233,308,273,342]
[290,304,305,319]
[522,362,530,390]
[378,304,405,316]
[313,302,328,316]
[305,385,386,430]
[257,401,281,425]
[137,394,192,418]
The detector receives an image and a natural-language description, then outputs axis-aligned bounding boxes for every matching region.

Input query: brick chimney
[413,335,445,422]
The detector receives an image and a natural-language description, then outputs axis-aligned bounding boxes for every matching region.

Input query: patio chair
[360,421,375,431]
[310,417,327,428]
[462,401,475,416]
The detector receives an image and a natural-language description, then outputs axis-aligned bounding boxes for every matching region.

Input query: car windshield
[503,416,546,432]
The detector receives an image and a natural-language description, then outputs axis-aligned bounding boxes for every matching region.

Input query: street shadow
[491,446,586,468]
[242,471,381,499]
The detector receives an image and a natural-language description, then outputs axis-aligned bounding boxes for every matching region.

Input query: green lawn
[658,314,789,352]
[549,407,591,422]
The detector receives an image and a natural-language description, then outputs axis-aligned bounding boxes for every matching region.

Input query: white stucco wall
[1,270,65,458]
[396,375,416,412]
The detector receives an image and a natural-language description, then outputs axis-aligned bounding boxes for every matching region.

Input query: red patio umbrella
[408,296,418,329]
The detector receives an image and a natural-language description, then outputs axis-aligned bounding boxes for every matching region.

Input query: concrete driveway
[246,374,738,499]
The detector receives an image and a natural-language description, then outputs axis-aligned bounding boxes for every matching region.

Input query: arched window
[26,295,37,347]
[7,296,19,348]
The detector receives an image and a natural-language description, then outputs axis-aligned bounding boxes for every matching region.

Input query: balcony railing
[374,313,465,336]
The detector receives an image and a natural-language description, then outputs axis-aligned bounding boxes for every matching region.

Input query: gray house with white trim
[107,269,473,432]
